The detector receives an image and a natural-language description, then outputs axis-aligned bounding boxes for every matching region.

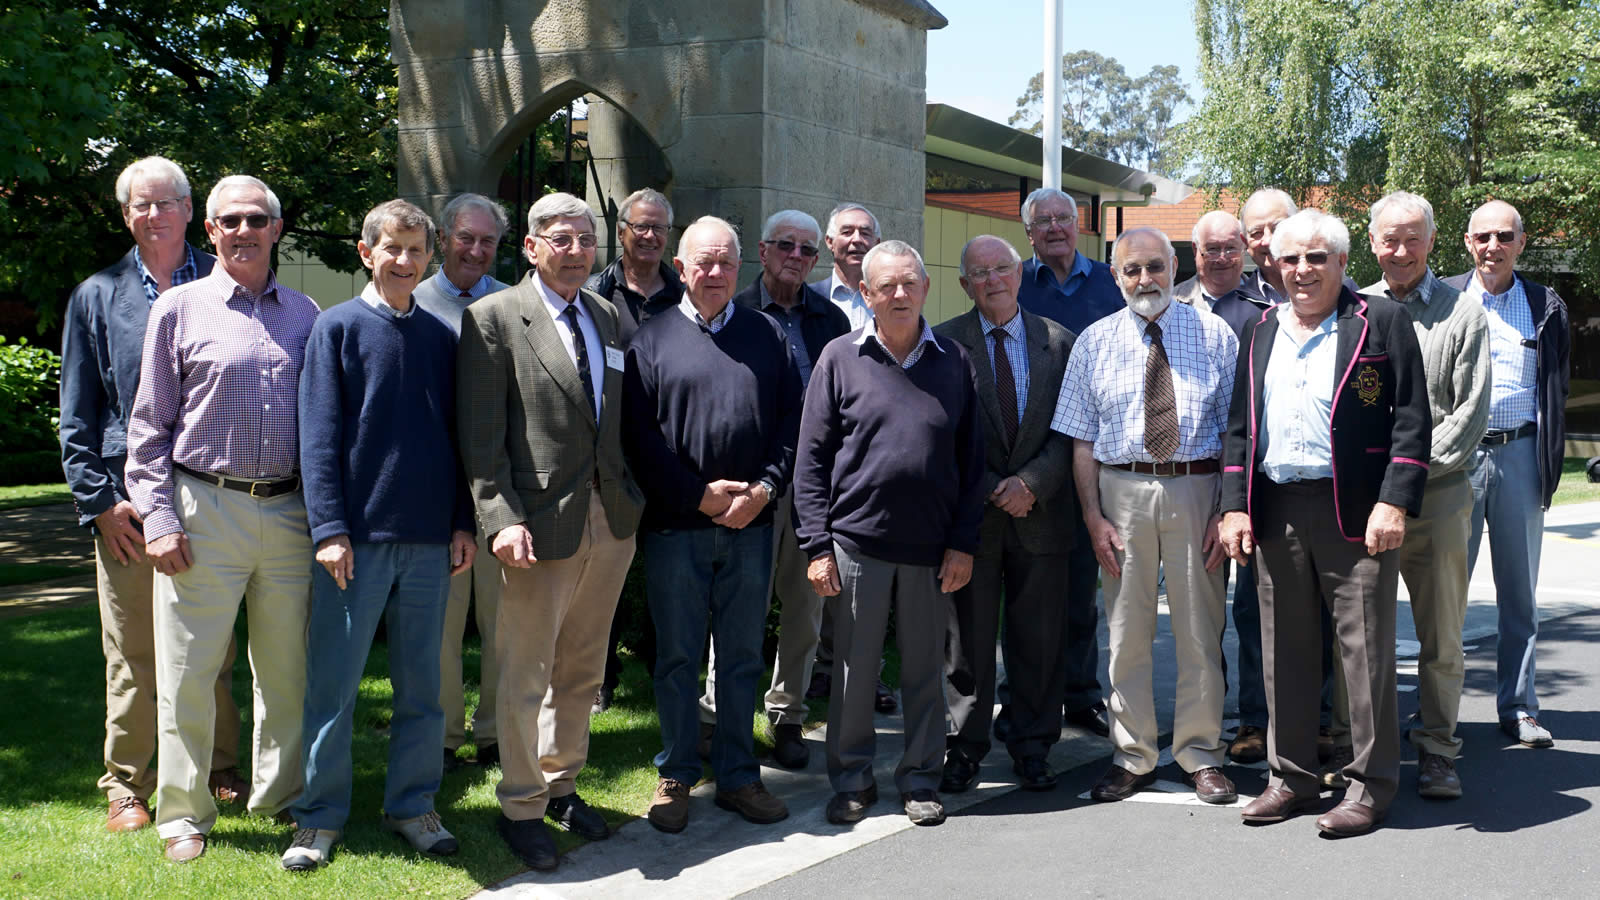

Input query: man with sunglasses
[1052,227,1239,806]
[457,192,643,870]
[126,175,320,862]
[60,156,249,837]
[1444,200,1570,749]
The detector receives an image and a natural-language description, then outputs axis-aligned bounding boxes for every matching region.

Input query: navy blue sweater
[298,297,474,546]
[793,328,985,567]
[622,304,803,531]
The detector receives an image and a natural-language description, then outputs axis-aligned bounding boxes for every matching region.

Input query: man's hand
[713,483,769,530]
[316,535,355,590]
[1200,514,1227,572]
[449,530,477,576]
[147,531,193,577]
[1219,511,1254,565]
[492,523,537,568]
[938,549,974,594]
[989,476,1036,518]
[1364,502,1406,556]
[698,479,748,518]
[94,501,146,566]
[1085,514,1125,578]
[808,553,841,597]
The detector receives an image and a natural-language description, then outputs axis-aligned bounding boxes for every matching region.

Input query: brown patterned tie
[1144,320,1178,461]
[992,330,1019,448]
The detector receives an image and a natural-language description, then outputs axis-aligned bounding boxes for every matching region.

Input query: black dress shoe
[1065,702,1111,738]
[1089,764,1155,802]
[498,815,558,871]
[547,792,609,841]
[1013,756,1057,792]
[825,785,878,825]
[805,671,831,700]
[939,753,981,794]
[770,723,810,770]
[475,742,500,768]
[874,680,898,714]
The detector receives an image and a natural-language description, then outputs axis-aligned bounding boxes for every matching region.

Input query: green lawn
[1553,457,1600,506]
[0,482,71,511]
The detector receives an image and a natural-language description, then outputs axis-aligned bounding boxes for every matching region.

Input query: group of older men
[60,151,1568,879]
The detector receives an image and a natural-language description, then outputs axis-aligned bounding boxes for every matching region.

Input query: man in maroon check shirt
[126,175,321,863]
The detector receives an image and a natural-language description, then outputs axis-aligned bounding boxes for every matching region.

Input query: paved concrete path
[0,501,95,619]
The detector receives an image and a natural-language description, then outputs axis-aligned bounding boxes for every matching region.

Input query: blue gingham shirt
[1260,306,1338,482]
[980,309,1030,426]
[855,316,940,369]
[1051,300,1238,464]
[133,244,200,305]
[1463,274,1538,429]
[678,292,734,333]
[759,280,814,386]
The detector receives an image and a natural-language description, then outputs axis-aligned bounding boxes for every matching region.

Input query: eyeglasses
[621,220,668,238]
[1277,251,1331,267]
[126,198,185,215]
[537,232,598,250]
[1028,214,1076,231]
[763,239,819,258]
[1470,230,1517,245]
[965,262,1017,283]
[213,213,271,230]
[1120,261,1167,277]
[1200,246,1243,260]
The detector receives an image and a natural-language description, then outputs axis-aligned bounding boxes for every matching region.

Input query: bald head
[1241,188,1298,283]
[1464,200,1526,295]
[674,216,742,313]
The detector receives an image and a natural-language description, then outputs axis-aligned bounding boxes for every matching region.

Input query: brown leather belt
[1108,459,1221,476]
[1481,422,1535,446]
[175,463,301,499]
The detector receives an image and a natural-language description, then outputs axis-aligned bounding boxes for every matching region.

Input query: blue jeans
[1468,435,1544,721]
[294,542,449,830]
[643,525,773,790]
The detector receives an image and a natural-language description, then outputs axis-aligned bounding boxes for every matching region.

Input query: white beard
[1126,290,1172,319]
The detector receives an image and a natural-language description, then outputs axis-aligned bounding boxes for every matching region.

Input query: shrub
[0,337,61,484]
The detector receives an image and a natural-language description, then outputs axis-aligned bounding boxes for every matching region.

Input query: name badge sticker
[605,346,625,371]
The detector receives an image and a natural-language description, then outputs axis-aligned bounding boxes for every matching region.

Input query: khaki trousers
[1097,467,1227,775]
[96,536,242,802]
[439,534,501,751]
[496,493,634,820]
[153,472,311,838]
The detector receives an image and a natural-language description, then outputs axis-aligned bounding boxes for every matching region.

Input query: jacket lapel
[1012,310,1055,456]
[957,311,1007,448]
[520,281,595,428]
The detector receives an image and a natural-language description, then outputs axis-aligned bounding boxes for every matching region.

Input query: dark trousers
[1255,479,1399,812]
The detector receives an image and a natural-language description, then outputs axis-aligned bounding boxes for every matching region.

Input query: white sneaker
[382,810,459,855]
[281,827,339,871]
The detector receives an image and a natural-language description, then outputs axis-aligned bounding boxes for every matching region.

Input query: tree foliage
[2,1,396,333]
[1011,51,1193,178]
[1185,0,1600,293]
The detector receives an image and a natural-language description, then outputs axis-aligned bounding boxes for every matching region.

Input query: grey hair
[527,191,597,236]
[361,199,437,255]
[206,175,282,219]
[441,193,508,238]
[761,209,821,244]
[1270,209,1351,258]
[678,215,742,263]
[618,188,673,227]
[116,156,190,205]
[958,235,1021,276]
[1112,227,1176,267]
[825,202,880,239]
[862,239,927,283]
[1369,190,1436,237]
[1241,188,1298,223]
[1021,187,1078,226]
[1191,209,1246,247]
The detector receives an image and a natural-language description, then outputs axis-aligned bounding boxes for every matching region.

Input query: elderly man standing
[1052,227,1238,805]
[458,192,643,870]
[1239,189,1298,304]
[1444,200,1570,749]
[126,175,320,862]
[1356,191,1489,799]
[412,192,510,770]
[935,235,1076,793]
[624,216,802,832]
[796,240,983,828]
[809,202,881,329]
[1224,209,1430,838]
[59,156,248,834]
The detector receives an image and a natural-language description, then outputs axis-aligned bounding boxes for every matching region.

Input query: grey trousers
[826,542,947,794]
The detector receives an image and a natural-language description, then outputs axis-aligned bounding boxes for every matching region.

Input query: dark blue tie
[562,304,597,423]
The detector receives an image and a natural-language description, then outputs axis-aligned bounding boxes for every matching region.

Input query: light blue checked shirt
[980,309,1030,427]
[1463,274,1538,429]
[678,292,734,333]
[1260,306,1338,482]
[133,244,200,306]
[1051,300,1237,464]
[855,316,940,369]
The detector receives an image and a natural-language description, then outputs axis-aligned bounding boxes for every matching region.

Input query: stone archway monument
[391,0,947,262]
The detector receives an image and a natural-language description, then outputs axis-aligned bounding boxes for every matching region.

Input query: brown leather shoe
[107,796,151,832]
[209,767,250,805]
[1089,765,1155,802]
[1227,725,1267,764]
[714,780,789,825]
[164,834,206,863]
[1316,799,1383,837]
[1417,749,1463,799]
[1187,766,1238,804]
[1240,784,1319,823]
[648,777,692,834]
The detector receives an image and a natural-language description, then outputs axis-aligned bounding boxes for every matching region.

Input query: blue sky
[924,0,1202,126]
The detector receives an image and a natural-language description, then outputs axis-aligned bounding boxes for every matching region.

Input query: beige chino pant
[440,534,502,751]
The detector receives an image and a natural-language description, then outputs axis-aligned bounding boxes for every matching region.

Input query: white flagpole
[1042,0,1063,189]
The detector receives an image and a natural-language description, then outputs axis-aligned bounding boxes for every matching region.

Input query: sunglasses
[763,239,819,258]
[1277,251,1331,266]
[1120,261,1167,277]
[1470,230,1517,245]
[213,213,271,230]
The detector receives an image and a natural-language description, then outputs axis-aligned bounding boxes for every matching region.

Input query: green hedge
[0,338,61,485]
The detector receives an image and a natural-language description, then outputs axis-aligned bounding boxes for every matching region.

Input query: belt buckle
[249,480,270,499]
